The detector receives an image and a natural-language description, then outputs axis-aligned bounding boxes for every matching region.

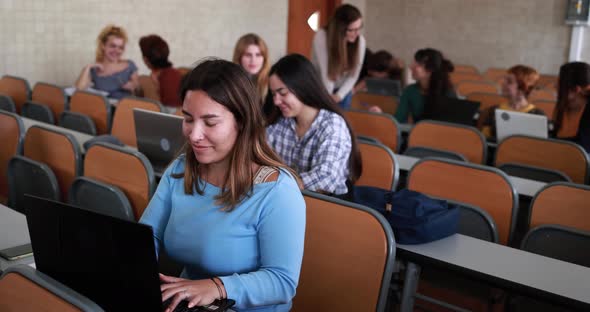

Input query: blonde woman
[232,33,270,101]
[75,25,139,99]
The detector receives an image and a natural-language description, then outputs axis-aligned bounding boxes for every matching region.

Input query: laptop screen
[133,108,185,172]
[494,109,548,142]
[423,97,481,126]
[24,195,163,311]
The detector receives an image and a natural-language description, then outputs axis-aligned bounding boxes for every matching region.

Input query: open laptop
[495,109,548,142]
[423,97,481,126]
[24,195,235,312]
[134,108,185,175]
[365,78,402,97]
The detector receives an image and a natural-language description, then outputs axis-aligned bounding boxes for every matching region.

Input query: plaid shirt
[267,109,351,195]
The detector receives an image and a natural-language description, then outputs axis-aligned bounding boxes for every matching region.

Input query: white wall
[363,0,577,75]
[0,0,288,86]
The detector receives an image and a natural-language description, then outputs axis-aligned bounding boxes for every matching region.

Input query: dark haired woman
[554,61,590,152]
[394,48,456,123]
[311,4,366,109]
[139,34,183,106]
[265,54,362,196]
[140,59,305,311]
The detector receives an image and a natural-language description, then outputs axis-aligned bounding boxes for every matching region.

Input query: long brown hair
[175,59,299,211]
[554,62,590,134]
[232,34,270,101]
[95,25,128,62]
[326,4,362,81]
[264,54,362,184]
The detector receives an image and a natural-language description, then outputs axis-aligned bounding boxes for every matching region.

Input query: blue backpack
[352,186,459,244]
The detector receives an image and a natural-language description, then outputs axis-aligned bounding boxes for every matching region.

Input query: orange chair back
[450,72,484,86]
[293,192,393,312]
[69,91,110,134]
[351,93,399,115]
[110,97,161,147]
[24,125,81,201]
[408,159,517,245]
[84,143,155,220]
[532,100,556,120]
[357,141,398,190]
[456,81,498,97]
[32,83,67,122]
[0,75,30,113]
[139,75,160,102]
[530,183,590,232]
[408,120,487,164]
[495,135,589,184]
[345,110,400,152]
[0,112,24,202]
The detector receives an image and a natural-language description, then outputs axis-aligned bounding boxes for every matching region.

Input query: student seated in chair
[265,54,362,197]
[394,48,456,123]
[139,34,183,107]
[353,49,404,94]
[140,59,305,312]
[553,61,590,153]
[75,25,139,99]
[481,65,545,139]
[232,33,271,105]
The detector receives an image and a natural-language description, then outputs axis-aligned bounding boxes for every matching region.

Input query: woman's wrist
[210,277,226,299]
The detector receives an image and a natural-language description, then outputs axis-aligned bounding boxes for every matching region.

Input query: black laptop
[133,108,185,175]
[24,195,235,312]
[365,78,402,97]
[423,97,481,126]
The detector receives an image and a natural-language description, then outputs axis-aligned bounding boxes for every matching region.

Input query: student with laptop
[394,48,457,123]
[481,65,545,139]
[553,62,590,153]
[140,60,306,311]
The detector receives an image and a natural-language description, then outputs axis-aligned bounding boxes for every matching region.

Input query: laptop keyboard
[163,298,233,312]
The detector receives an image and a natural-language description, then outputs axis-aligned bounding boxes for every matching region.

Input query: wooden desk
[0,204,34,271]
[397,234,590,311]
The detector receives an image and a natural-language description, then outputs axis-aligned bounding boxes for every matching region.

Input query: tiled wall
[364,0,576,75]
[0,0,288,86]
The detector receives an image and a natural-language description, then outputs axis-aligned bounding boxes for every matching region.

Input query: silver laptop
[365,78,402,97]
[495,109,548,142]
[133,108,185,175]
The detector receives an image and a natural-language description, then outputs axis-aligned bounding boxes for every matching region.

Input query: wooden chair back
[24,125,82,200]
[110,96,162,147]
[0,75,31,113]
[408,158,518,245]
[293,191,395,312]
[408,120,487,164]
[495,135,590,184]
[69,91,111,134]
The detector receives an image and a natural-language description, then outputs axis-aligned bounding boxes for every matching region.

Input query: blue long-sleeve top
[139,156,306,311]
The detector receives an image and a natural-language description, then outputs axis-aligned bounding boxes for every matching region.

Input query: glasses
[346,25,363,33]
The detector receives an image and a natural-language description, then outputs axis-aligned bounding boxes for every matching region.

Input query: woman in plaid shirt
[265,54,362,196]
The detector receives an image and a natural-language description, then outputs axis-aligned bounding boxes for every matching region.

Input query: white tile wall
[0,0,288,86]
[364,0,575,75]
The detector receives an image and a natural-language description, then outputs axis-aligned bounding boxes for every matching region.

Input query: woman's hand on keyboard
[160,273,219,312]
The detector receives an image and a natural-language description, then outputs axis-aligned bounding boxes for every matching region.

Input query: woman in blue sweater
[140,59,306,312]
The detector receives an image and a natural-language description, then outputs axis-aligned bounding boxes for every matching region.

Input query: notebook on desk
[495,109,548,142]
[423,97,481,126]
[134,108,185,175]
[365,78,402,97]
[24,195,235,312]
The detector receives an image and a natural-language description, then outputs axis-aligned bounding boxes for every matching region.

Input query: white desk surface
[399,234,590,306]
[22,117,94,152]
[395,154,545,197]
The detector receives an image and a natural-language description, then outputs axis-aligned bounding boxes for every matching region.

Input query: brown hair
[175,59,299,211]
[232,33,270,101]
[326,4,362,80]
[554,62,590,133]
[508,65,539,98]
[139,34,172,69]
[95,25,128,62]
